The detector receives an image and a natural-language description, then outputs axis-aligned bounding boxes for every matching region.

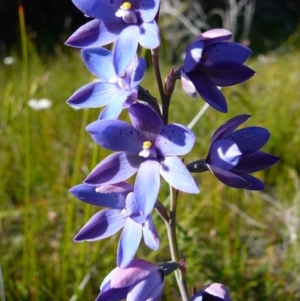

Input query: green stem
[166,186,190,301]
[151,48,169,124]
[18,2,34,294]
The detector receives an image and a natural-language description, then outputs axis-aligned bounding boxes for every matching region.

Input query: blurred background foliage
[0,0,300,57]
[1,0,300,301]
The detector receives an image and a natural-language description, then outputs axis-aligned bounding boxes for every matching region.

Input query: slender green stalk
[165,186,190,301]
[151,48,169,124]
[18,2,35,295]
[60,108,90,296]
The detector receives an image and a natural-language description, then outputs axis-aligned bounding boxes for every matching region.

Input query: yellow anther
[142,141,152,149]
[120,2,132,10]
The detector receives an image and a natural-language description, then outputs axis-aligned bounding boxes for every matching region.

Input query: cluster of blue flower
[65,0,279,300]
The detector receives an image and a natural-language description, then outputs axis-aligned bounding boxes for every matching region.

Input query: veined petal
[143,217,160,250]
[113,25,139,75]
[138,0,160,22]
[188,72,228,112]
[233,151,279,173]
[67,82,119,108]
[155,124,195,156]
[205,65,255,87]
[85,152,141,185]
[138,21,160,49]
[69,183,125,209]
[65,20,120,48]
[209,165,251,188]
[160,156,199,193]
[129,102,164,142]
[117,218,142,268]
[86,119,144,152]
[184,41,204,73]
[227,127,270,154]
[82,47,115,80]
[135,159,160,216]
[204,42,252,67]
[74,209,126,241]
[211,114,251,144]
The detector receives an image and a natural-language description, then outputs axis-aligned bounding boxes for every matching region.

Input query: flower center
[108,72,130,90]
[120,2,132,9]
[115,2,138,24]
[139,141,157,158]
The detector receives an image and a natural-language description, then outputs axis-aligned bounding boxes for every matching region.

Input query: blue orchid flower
[84,101,199,216]
[66,0,160,75]
[67,47,146,119]
[70,183,159,268]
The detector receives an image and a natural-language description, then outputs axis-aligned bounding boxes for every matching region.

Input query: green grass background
[1,32,300,300]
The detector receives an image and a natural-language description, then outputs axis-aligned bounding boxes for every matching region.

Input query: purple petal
[238,173,265,190]
[96,288,128,301]
[65,20,120,48]
[113,25,139,75]
[143,217,160,250]
[190,283,231,301]
[155,124,195,156]
[129,102,164,142]
[71,0,120,21]
[124,192,140,217]
[74,209,126,241]
[99,90,135,120]
[135,159,160,216]
[84,152,141,185]
[86,119,144,153]
[181,70,197,97]
[233,151,279,173]
[138,21,160,49]
[82,47,115,80]
[205,65,255,87]
[138,0,160,22]
[127,272,164,301]
[209,165,251,188]
[131,58,147,87]
[207,140,242,170]
[111,259,160,288]
[67,82,119,108]
[69,183,125,209]
[188,72,228,112]
[211,114,251,144]
[227,127,270,153]
[204,42,252,67]
[204,283,231,300]
[96,182,134,194]
[160,156,200,193]
[194,28,232,48]
[117,218,142,268]
[184,41,204,73]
